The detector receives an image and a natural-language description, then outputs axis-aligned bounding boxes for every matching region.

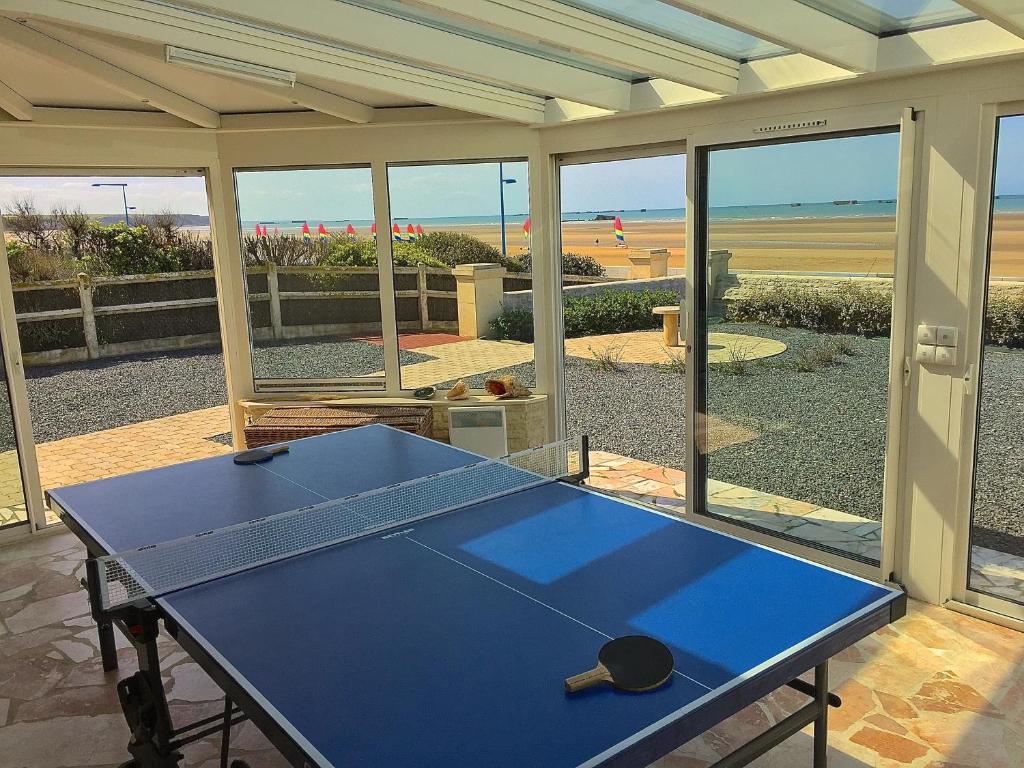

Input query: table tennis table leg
[813,662,829,767]
[83,556,119,671]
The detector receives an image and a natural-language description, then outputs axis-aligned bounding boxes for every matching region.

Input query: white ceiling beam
[402,0,738,94]
[2,0,547,123]
[175,0,631,111]
[0,16,219,127]
[660,0,878,73]
[0,79,34,120]
[957,1,1024,39]
[285,83,374,124]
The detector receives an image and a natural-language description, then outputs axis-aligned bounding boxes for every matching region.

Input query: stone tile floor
[0,528,1021,767]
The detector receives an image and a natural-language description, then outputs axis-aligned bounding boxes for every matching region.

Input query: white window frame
[683,102,917,585]
[231,162,391,394]
[948,95,1024,628]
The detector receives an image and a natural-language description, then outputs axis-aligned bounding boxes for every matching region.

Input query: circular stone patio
[564,330,786,365]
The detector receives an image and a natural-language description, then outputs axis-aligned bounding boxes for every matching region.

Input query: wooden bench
[652,305,682,347]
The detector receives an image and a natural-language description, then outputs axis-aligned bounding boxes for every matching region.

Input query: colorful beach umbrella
[406,223,417,241]
[371,223,377,241]
[273,227,280,236]
[523,217,531,242]
[302,221,312,244]
[254,223,262,237]
[614,216,625,246]
[415,223,425,238]
[392,223,403,242]
[318,223,329,240]
[346,223,356,236]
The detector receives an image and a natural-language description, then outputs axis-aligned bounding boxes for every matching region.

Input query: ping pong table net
[92,435,588,611]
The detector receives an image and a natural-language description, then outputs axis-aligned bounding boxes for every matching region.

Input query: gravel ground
[974,347,1024,555]
[253,337,431,380]
[2,329,1020,556]
[13,340,432,445]
[455,324,1021,556]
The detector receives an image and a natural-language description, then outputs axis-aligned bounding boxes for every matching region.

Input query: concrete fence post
[627,248,669,279]
[417,262,430,331]
[76,272,100,359]
[266,261,283,339]
[708,249,733,315]
[454,263,506,339]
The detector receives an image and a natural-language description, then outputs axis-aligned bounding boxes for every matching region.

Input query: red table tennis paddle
[233,445,289,465]
[565,635,675,694]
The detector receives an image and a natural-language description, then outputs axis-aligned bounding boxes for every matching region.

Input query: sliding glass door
[963,111,1024,613]
[692,122,913,569]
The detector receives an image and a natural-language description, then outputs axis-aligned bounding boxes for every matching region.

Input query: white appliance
[448,406,508,458]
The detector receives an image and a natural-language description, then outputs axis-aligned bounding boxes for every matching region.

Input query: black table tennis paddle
[565,636,674,694]
[233,445,290,465]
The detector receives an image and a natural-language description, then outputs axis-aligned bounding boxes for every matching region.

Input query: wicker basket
[243,406,433,448]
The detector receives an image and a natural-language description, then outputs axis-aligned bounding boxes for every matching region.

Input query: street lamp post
[91,182,131,225]
[498,162,517,256]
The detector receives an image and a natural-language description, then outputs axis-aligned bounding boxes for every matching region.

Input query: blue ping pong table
[50,424,905,768]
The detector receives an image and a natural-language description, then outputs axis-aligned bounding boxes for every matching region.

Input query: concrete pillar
[708,249,733,314]
[76,272,100,359]
[454,263,506,338]
[417,262,430,331]
[627,248,669,279]
[266,261,283,339]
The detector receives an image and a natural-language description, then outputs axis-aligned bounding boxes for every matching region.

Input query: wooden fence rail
[12,263,603,366]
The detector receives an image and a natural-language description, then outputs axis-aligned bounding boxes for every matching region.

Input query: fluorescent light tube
[166,46,296,87]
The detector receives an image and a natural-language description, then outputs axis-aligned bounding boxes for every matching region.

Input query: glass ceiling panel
[561,0,788,61]
[349,0,640,81]
[798,1,979,34]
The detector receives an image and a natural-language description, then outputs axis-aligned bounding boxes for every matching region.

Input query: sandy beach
[451,212,1024,277]
[5,212,1022,277]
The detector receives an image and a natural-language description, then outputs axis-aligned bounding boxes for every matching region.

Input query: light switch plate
[915,343,936,363]
[935,346,957,366]
[937,326,958,347]
[917,324,937,344]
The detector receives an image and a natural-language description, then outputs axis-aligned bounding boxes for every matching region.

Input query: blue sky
[1,117,1021,218]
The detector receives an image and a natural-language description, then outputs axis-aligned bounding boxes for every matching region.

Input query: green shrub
[563,289,679,338]
[405,231,509,269]
[488,308,534,342]
[5,240,77,282]
[84,222,180,275]
[985,292,1024,348]
[728,281,892,336]
[489,289,678,342]
[513,252,605,277]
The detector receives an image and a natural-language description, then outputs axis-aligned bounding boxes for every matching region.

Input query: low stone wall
[502,274,685,313]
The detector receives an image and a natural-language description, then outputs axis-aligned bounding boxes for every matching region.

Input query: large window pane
[235,167,384,387]
[700,132,900,564]
[386,160,534,392]
[2,174,222,524]
[559,154,687,506]
[969,113,1024,605]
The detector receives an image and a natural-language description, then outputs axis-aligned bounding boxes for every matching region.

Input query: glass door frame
[0,215,48,541]
[950,96,1024,625]
[684,103,918,583]
[552,141,689,441]
[0,165,219,535]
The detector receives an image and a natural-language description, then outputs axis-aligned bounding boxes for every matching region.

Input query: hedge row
[728,281,1024,348]
[488,289,679,342]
